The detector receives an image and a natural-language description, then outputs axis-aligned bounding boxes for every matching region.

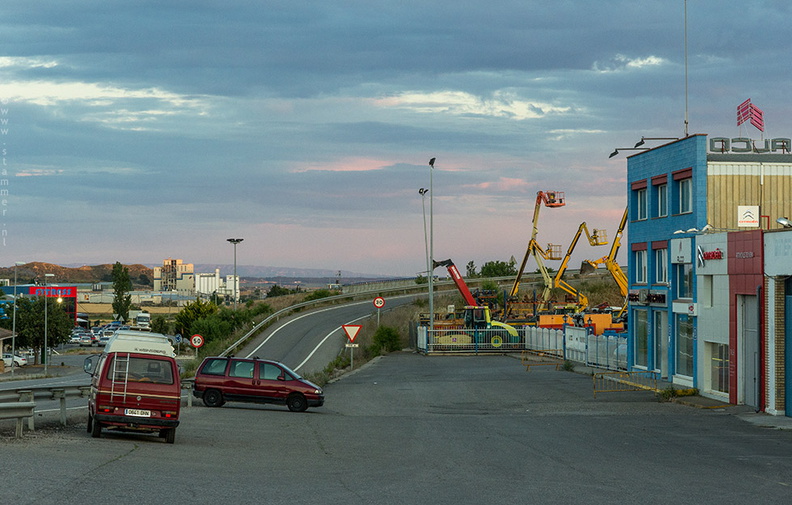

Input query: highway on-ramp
[232,294,420,375]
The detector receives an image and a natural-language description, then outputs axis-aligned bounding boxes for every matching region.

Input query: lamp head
[428,157,435,168]
[777,217,792,228]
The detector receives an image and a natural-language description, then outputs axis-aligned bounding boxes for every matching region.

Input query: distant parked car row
[73,322,134,347]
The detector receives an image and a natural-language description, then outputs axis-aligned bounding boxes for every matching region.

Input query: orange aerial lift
[581,207,629,319]
[508,191,565,316]
[553,222,608,313]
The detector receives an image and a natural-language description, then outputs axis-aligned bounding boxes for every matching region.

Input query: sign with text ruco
[342,325,362,343]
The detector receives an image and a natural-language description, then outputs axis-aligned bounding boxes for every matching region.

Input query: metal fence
[419,325,525,353]
[419,324,628,371]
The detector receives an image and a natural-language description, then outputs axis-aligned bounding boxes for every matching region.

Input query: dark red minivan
[192,357,324,412]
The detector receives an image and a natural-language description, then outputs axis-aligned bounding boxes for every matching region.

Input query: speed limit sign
[373,296,385,309]
[190,334,204,348]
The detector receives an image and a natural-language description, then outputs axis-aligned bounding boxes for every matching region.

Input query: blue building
[626,135,707,386]
[625,132,792,405]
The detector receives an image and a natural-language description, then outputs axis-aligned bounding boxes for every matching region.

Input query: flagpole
[684,0,688,137]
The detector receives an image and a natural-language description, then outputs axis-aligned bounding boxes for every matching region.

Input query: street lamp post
[11,261,24,377]
[419,187,430,284]
[428,158,436,334]
[227,238,243,310]
[44,273,54,375]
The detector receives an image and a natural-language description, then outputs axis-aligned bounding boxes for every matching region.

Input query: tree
[151,315,171,335]
[466,261,478,278]
[267,284,295,297]
[370,325,402,355]
[112,262,133,322]
[174,298,219,338]
[480,258,517,277]
[14,296,72,364]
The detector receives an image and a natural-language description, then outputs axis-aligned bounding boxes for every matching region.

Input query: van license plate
[125,409,151,417]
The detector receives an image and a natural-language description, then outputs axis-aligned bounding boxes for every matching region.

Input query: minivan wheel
[91,419,102,438]
[86,414,93,433]
[162,428,176,444]
[287,393,308,412]
[203,389,224,408]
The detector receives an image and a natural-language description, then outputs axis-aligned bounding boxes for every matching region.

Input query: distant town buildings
[153,258,195,295]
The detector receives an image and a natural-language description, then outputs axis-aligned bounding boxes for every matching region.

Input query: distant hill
[0,262,154,287]
[0,262,400,288]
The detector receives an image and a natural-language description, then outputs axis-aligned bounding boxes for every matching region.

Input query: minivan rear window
[229,360,254,378]
[201,358,228,376]
[107,356,174,385]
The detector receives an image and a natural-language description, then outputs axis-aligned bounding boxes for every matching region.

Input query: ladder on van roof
[110,353,131,403]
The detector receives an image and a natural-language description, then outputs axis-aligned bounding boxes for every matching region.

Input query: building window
[708,342,729,394]
[701,275,713,308]
[635,250,647,284]
[655,248,668,284]
[634,309,648,368]
[677,263,693,298]
[679,178,692,214]
[636,188,647,220]
[676,314,694,377]
[657,183,668,217]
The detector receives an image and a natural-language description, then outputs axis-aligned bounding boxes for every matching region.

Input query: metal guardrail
[592,371,659,398]
[0,385,91,434]
[0,402,36,438]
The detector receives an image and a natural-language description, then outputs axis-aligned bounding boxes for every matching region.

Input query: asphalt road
[3,353,792,505]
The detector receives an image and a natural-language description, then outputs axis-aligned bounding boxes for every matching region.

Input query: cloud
[592,54,669,73]
[372,90,572,120]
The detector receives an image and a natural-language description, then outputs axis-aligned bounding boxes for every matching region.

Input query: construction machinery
[507,191,565,318]
[581,207,629,319]
[553,222,608,313]
[431,259,518,338]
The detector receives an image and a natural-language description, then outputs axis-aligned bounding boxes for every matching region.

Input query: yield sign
[342,324,362,343]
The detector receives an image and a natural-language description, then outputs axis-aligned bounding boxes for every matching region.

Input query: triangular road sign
[342,324,362,342]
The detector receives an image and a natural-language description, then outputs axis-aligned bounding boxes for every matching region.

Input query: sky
[2,1,791,278]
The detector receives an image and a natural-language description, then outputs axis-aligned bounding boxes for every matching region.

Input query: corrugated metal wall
[707,162,792,229]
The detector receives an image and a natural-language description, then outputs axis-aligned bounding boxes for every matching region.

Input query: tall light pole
[227,238,243,310]
[419,188,430,287]
[11,261,24,377]
[428,158,436,333]
[43,273,54,375]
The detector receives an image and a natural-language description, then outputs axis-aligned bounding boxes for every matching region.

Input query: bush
[370,325,401,355]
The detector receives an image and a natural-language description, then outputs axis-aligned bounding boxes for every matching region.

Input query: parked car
[193,356,324,412]
[3,353,28,367]
[80,334,97,347]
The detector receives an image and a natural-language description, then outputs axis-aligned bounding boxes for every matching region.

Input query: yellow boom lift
[553,222,608,313]
[508,191,565,316]
[581,207,629,318]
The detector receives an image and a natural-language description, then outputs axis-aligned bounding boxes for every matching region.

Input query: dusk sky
[2,1,790,277]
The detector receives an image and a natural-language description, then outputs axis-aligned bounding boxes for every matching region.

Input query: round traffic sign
[373,296,385,309]
[190,334,204,348]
